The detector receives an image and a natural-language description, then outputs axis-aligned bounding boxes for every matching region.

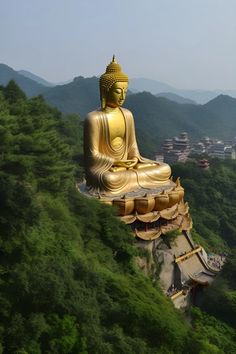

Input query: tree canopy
[173,159,236,335]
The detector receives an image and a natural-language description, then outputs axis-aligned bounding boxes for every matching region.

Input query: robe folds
[84,107,171,196]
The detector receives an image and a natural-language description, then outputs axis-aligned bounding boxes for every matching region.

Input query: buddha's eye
[114,89,122,94]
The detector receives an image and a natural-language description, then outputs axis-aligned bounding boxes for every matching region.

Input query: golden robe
[84,107,171,195]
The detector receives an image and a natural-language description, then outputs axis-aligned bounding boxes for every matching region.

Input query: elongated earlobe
[100,87,107,110]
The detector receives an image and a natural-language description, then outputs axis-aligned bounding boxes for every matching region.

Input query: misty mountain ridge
[18,70,55,87]
[43,76,100,117]
[1,63,236,104]
[129,78,175,94]
[1,63,236,157]
[155,92,196,105]
[0,63,47,97]
[124,92,236,156]
[130,77,236,104]
[20,69,236,156]
[18,69,73,87]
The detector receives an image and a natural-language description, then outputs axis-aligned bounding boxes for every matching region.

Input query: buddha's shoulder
[85,109,103,122]
[120,107,132,115]
[85,108,133,122]
[120,107,134,120]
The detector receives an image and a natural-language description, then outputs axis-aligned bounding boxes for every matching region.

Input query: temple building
[200,136,212,149]
[191,137,236,160]
[162,139,173,154]
[198,159,210,170]
[173,132,191,154]
[160,133,191,165]
[155,230,218,308]
[208,141,225,159]
[192,142,206,155]
[207,141,236,159]
[224,146,236,159]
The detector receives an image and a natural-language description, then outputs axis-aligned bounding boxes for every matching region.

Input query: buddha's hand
[126,157,138,168]
[112,158,138,169]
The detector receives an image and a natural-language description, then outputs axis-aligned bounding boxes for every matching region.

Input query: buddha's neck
[104,106,121,114]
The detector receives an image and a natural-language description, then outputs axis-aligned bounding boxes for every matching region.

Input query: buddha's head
[100,56,128,109]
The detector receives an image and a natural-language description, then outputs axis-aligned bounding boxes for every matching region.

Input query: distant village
[156,132,236,168]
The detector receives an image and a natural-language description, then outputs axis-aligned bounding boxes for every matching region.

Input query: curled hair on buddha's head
[99,55,128,109]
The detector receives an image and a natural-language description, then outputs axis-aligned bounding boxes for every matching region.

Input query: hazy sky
[1,0,236,90]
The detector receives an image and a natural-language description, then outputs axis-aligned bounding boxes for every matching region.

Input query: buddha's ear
[101,97,106,110]
[100,87,107,110]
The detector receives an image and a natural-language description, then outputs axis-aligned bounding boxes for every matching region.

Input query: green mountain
[124,92,225,156]
[156,92,196,104]
[130,77,236,104]
[43,76,100,118]
[0,64,48,97]
[5,63,236,105]
[129,77,175,94]
[172,159,236,333]
[2,82,236,353]
[205,94,236,121]
[18,69,55,87]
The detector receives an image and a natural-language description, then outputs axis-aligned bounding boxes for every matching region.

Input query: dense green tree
[173,160,236,333]
[173,159,236,250]
[4,80,26,103]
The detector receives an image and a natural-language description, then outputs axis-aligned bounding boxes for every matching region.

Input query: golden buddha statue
[84,56,171,196]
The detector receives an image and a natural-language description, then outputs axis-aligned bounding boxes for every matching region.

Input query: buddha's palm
[113,158,138,169]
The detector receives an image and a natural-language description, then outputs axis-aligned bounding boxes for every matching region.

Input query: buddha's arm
[84,114,114,170]
[125,111,141,163]
[125,110,158,167]
[106,110,140,170]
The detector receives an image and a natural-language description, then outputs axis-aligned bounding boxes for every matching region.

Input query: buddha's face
[106,82,128,108]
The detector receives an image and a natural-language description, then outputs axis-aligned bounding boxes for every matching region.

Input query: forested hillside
[155,92,196,104]
[172,159,236,334]
[18,70,54,87]
[172,159,236,250]
[0,64,47,97]
[43,76,100,117]
[0,81,236,353]
[125,93,236,157]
